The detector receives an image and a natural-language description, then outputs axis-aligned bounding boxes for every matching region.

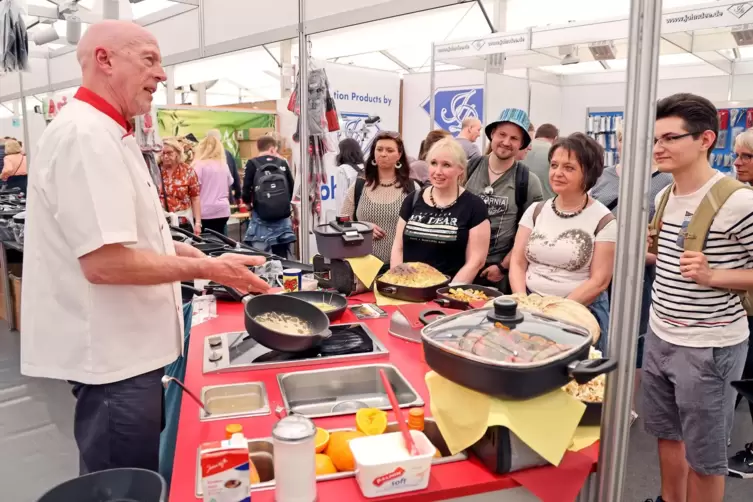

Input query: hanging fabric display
[288,65,340,222]
[0,0,30,72]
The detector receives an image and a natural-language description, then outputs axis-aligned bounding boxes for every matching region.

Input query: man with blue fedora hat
[466,107,544,291]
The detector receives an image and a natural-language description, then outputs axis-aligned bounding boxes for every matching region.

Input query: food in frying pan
[446,288,491,303]
[441,323,572,364]
[380,262,447,287]
[563,348,606,402]
[310,302,336,313]
[253,312,312,336]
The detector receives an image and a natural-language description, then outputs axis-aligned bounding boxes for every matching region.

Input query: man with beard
[465,108,543,290]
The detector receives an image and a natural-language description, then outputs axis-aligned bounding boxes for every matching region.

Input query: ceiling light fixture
[559,44,580,65]
[588,40,617,61]
[731,24,753,46]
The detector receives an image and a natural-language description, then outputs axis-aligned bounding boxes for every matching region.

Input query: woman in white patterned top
[340,132,419,266]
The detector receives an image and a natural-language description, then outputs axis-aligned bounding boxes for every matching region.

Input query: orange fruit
[355,408,388,436]
[315,453,337,475]
[325,430,365,472]
[314,428,330,453]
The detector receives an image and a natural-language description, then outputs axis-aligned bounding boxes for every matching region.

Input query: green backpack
[648,176,753,314]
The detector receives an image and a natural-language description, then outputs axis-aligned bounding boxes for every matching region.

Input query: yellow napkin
[426,371,585,466]
[344,255,384,289]
[569,426,600,452]
[373,288,422,306]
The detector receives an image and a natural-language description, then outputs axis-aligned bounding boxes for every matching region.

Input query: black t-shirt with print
[400,189,489,278]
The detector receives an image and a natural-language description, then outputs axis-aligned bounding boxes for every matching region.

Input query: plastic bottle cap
[409,408,424,418]
[226,423,243,439]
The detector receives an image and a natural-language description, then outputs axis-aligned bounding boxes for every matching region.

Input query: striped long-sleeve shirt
[650,172,753,348]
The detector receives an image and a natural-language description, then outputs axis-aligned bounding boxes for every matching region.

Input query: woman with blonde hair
[193,135,234,234]
[391,137,490,282]
[1,139,28,193]
[159,137,201,235]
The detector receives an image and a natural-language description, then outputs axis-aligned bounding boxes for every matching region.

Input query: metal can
[272,415,317,502]
[282,268,303,292]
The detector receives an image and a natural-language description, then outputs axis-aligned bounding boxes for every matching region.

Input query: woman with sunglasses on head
[392,138,490,283]
[340,131,419,267]
[508,133,616,352]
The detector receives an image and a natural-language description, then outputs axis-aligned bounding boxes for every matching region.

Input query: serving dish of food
[244,294,332,353]
[419,297,616,400]
[375,263,450,302]
[435,285,503,310]
[563,347,606,426]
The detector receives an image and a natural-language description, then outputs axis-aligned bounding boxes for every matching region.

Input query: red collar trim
[74,87,134,135]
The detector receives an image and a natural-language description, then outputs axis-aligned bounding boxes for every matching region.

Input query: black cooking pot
[420,297,617,400]
[375,274,450,303]
[244,294,331,352]
[281,290,348,321]
[434,285,503,310]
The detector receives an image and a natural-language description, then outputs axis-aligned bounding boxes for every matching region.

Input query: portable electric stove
[202,322,388,374]
[312,255,370,296]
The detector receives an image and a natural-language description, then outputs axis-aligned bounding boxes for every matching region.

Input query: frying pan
[374,274,450,303]
[435,285,503,310]
[281,290,348,321]
[244,294,331,352]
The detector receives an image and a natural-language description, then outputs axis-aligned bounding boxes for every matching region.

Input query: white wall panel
[150,9,200,58]
[305,0,392,20]
[202,0,298,46]
[49,52,81,85]
[529,82,562,131]
[487,73,529,121]
[0,73,21,99]
[24,58,50,91]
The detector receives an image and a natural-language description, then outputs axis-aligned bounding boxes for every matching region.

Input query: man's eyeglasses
[734,152,753,163]
[653,132,697,146]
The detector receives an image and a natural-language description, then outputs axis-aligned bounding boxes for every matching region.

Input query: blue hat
[485,108,532,149]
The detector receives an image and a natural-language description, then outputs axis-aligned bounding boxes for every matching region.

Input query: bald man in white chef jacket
[20,20,270,474]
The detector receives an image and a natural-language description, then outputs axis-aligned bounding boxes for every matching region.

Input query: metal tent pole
[297,0,311,263]
[18,72,31,168]
[482,55,489,152]
[597,0,662,500]
[429,42,436,132]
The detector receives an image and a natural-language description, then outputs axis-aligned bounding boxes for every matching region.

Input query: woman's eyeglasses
[735,152,753,163]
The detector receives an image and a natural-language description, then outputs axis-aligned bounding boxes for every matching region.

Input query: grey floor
[1,323,751,502]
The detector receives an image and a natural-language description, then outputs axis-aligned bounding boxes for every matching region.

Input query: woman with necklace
[508,133,616,351]
[391,138,490,283]
[340,131,419,266]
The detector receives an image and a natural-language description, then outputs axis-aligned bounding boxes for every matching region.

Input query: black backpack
[251,157,291,221]
[467,156,530,225]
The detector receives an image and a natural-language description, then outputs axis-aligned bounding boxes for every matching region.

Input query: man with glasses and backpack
[242,134,296,258]
[644,93,752,502]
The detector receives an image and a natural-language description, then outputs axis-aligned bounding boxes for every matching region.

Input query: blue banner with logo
[422,87,483,136]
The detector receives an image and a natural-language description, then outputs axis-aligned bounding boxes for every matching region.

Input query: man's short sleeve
[52,128,138,257]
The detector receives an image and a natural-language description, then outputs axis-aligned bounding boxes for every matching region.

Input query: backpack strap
[648,184,672,256]
[514,163,530,225]
[411,186,423,210]
[465,155,485,184]
[595,213,616,236]
[684,176,750,252]
[531,201,545,226]
[353,177,366,221]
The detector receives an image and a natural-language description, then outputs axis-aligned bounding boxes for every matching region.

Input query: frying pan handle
[434,298,450,307]
[419,309,447,326]
[221,285,247,302]
[203,228,240,248]
[315,329,333,341]
[170,225,203,242]
[182,284,203,297]
[569,358,618,385]
[381,286,397,294]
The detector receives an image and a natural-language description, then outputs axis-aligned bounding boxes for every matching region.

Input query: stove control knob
[208,336,222,348]
[209,351,222,362]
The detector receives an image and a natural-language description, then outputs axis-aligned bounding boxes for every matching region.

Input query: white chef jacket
[20,87,183,385]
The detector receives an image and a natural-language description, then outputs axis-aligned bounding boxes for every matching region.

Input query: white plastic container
[348,430,436,498]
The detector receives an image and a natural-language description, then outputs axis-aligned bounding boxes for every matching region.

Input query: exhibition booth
[1,0,753,501]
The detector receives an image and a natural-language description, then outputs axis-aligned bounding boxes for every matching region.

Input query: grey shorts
[642,328,747,476]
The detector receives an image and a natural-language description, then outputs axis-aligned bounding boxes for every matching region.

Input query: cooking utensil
[244,294,332,353]
[420,297,617,400]
[435,285,503,310]
[161,375,211,416]
[313,217,374,259]
[281,290,348,321]
[331,400,368,413]
[379,369,418,456]
[388,306,458,343]
[375,274,450,303]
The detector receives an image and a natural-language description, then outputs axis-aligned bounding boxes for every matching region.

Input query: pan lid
[314,216,373,236]
[421,297,592,368]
